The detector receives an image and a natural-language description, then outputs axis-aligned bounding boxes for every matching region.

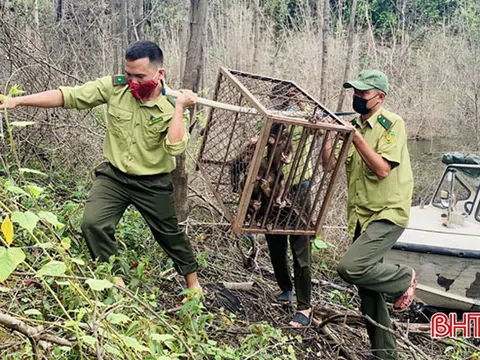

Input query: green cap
[343,69,389,95]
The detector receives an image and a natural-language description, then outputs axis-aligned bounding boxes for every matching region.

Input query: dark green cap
[343,69,389,95]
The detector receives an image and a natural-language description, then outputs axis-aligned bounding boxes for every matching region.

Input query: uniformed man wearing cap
[322,70,416,359]
[0,40,202,297]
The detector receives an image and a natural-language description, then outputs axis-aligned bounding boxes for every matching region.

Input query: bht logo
[431,313,480,338]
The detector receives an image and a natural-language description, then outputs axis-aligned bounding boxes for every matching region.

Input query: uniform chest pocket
[363,165,379,181]
[107,105,133,139]
[143,115,171,150]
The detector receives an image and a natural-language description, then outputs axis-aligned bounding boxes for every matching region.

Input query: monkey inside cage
[194,68,354,237]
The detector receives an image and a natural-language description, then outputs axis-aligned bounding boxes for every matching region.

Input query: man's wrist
[10,97,21,107]
[175,102,186,111]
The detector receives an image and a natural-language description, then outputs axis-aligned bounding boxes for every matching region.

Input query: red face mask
[127,78,159,100]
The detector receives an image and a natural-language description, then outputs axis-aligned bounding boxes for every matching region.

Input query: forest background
[0,0,479,359]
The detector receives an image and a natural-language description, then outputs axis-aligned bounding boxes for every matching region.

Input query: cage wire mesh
[189,68,353,237]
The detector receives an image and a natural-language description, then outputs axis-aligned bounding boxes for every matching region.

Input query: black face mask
[353,94,379,115]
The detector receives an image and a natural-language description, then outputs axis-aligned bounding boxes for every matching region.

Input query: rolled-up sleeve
[163,109,190,156]
[59,76,113,110]
[377,118,406,168]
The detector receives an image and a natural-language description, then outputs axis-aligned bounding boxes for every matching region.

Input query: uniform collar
[357,107,383,129]
[138,84,173,111]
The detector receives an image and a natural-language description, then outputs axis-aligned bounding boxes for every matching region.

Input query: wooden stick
[163,88,259,114]
[222,281,254,291]
[0,312,73,347]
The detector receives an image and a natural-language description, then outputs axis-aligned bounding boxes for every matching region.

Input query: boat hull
[386,248,480,311]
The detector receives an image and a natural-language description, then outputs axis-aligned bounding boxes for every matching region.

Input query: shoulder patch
[377,114,392,131]
[112,75,127,86]
[167,96,176,107]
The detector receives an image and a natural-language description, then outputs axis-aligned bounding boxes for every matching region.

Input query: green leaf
[55,281,70,286]
[81,335,96,346]
[71,258,85,266]
[6,185,29,196]
[38,211,64,229]
[25,184,44,198]
[24,309,42,316]
[151,334,176,343]
[313,236,332,250]
[58,346,72,353]
[35,261,66,278]
[60,237,70,250]
[19,168,47,177]
[8,85,25,97]
[10,121,36,127]
[0,286,11,293]
[12,211,39,232]
[65,320,78,327]
[107,313,130,325]
[123,336,151,353]
[37,242,54,249]
[104,344,121,357]
[85,279,114,291]
[0,247,25,281]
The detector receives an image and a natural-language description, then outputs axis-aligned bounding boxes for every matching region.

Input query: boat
[385,153,480,311]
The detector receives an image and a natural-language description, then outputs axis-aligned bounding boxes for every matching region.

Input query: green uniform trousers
[265,234,312,310]
[265,180,312,311]
[337,220,412,360]
[81,162,198,276]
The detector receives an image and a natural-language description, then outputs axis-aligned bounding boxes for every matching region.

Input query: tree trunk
[172,0,208,222]
[179,0,190,82]
[252,0,261,72]
[319,0,330,104]
[133,0,143,40]
[400,0,408,48]
[33,0,40,47]
[125,0,133,45]
[56,0,62,21]
[23,0,31,39]
[0,0,7,14]
[336,0,358,112]
[365,1,377,66]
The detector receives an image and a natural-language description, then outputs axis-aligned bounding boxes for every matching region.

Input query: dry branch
[0,312,73,347]
[222,281,254,291]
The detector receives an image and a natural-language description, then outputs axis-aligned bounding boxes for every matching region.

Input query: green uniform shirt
[284,127,313,184]
[344,107,413,236]
[59,76,190,176]
[258,122,313,185]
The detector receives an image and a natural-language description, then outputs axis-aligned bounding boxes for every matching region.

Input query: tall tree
[172,0,208,222]
[133,0,143,40]
[252,0,261,72]
[336,0,358,111]
[56,0,62,22]
[319,0,330,104]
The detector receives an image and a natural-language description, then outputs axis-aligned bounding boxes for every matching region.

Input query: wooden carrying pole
[162,88,357,119]
[162,88,258,114]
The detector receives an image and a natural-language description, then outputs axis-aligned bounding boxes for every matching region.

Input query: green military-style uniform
[59,75,198,276]
[344,107,413,236]
[337,106,414,359]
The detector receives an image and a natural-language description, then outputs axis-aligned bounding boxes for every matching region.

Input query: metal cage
[196,68,354,237]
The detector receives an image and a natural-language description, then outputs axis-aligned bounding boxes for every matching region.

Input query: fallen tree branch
[222,281,254,291]
[0,312,73,347]
[364,314,432,360]
[311,317,358,360]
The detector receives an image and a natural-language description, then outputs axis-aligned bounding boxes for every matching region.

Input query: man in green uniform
[322,70,416,359]
[0,40,202,296]
[265,84,313,327]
